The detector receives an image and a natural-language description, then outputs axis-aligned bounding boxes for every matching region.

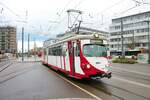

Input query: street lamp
[143,20,150,64]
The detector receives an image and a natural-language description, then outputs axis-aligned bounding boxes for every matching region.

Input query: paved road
[0,62,93,100]
[111,63,150,75]
[110,63,150,85]
[0,59,14,73]
[62,63,150,100]
[17,56,41,62]
[0,61,150,100]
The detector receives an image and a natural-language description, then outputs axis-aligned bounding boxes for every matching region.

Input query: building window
[115,25,120,30]
[111,45,114,48]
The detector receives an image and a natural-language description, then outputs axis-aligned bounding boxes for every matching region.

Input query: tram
[42,32,111,79]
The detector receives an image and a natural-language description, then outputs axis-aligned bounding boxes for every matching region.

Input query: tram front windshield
[83,44,107,57]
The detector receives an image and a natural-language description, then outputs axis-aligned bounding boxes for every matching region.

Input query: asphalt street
[0,62,93,100]
[0,61,150,100]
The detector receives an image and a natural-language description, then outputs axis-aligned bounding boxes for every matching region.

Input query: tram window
[48,48,52,55]
[57,48,62,56]
[59,48,62,56]
[56,48,58,56]
[51,46,62,56]
[44,49,46,55]
[52,48,57,56]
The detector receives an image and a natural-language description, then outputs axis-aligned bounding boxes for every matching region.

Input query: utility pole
[117,34,119,51]
[121,18,125,56]
[147,21,150,64]
[132,31,135,49]
[28,34,30,57]
[22,27,24,61]
[143,20,150,64]
[34,39,37,61]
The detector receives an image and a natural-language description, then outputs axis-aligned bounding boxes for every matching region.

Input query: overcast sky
[0,0,150,51]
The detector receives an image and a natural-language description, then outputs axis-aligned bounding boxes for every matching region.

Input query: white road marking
[49,70,102,100]
[113,77,150,88]
[110,67,150,76]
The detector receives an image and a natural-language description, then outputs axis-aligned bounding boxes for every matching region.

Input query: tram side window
[56,46,62,56]
[52,48,57,56]
[44,49,46,55]
[48,48,52,55]
[60,48,62,56]
[51,46,62,56]
[56,48,59,56]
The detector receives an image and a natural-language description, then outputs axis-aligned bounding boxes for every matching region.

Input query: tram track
[0,63,33,78]
[49,67,150,100]
[0,67,35,84]
[111,71,150,86]
[0,62,36,84]
[47,67,124,100]
[0,61,13,72]
[109,67,150,81]
[72,78,124,100]
[109,67,150,85]
[97,79,150,100]
[69,77,150,100]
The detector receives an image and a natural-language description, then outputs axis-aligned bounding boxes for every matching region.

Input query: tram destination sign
[90,39,103,44]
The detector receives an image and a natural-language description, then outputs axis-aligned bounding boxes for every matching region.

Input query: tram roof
[43,33,106,48]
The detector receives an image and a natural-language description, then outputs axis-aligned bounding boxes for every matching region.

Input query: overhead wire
[47,0,74,33]
[53,0,86,29]
[74,0,86,9]
[119,5,140,14]
[48,0,86,34]
[116,0,150,15]
[63,0,86,30]
[0,1,23,19]
[100,0,124,14]
[81,0,124,29]
[49,0,150,34]
[59,0,74,16]
[85,0,148,30]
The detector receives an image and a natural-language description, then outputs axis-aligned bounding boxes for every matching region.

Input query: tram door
[68,41,75,76]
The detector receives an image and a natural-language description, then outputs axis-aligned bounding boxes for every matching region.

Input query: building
[0,26,17,54]
[109,11,150,54]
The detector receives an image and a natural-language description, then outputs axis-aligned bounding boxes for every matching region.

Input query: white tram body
[42,33,111,79]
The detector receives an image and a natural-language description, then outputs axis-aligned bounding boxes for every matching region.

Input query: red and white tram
[42,32,111,79]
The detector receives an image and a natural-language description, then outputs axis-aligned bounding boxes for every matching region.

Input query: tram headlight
[82,63,90,69]
[86,64,90,69]
[105,65,110,70]
[94,33,99,38]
